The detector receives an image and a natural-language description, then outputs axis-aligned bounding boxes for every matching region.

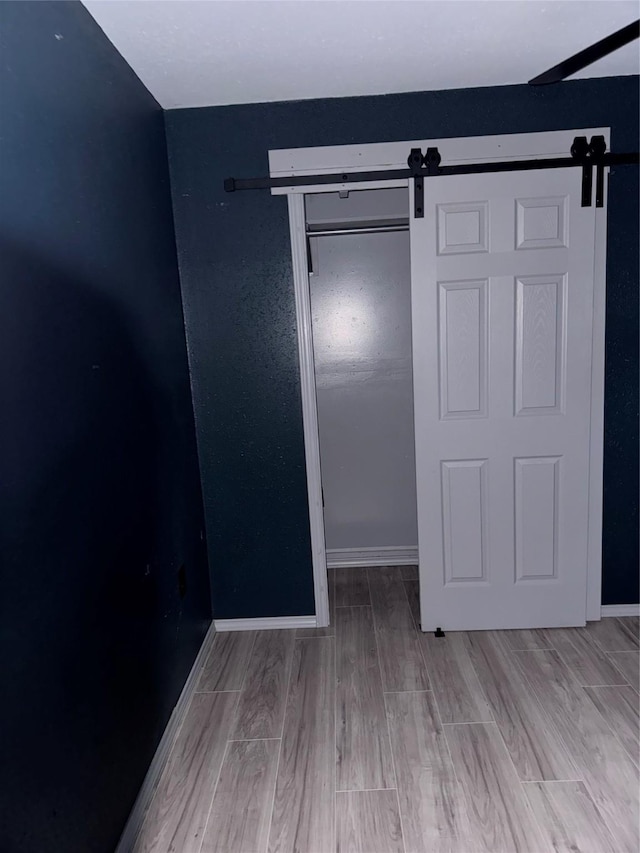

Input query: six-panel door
[411,169,597,631]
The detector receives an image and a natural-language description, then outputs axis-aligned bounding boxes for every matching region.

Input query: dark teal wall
[0,3,210,851]
[166,76,638,616]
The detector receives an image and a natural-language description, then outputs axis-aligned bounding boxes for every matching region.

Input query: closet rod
[307,223,409,238]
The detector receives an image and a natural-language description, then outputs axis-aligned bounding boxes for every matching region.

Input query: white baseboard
[214,615,316,632]
[115,621,217,853]
[326,546,418,569]
[600,604,640,617]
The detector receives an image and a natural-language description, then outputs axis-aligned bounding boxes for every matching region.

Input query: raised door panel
[441,459,489,584]
[438,280,488,419]
[437,201,489,255]
[514,457,560,582]
[516,196,568,250]
[515,275,566,416]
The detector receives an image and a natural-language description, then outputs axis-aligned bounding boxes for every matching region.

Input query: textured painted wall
[0,3,210,851]
[166,77,639,614]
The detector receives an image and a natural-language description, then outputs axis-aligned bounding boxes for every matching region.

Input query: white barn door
[412,168,597,631]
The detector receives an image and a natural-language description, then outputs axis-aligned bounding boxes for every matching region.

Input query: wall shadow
[0,237,193,852]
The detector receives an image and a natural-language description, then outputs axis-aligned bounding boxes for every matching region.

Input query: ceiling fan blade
[529,19,639,85]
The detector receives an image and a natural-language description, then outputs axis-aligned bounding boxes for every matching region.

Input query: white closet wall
[307,189,417,553]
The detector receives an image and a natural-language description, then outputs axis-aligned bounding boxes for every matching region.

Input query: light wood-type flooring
[133,566,639,853]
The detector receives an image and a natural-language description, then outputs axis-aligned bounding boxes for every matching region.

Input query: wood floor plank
[294,625,335,638]
[608,651,640,692]
[134,691,238,853]
[444,722,546,853]
[513,649,640,852]
[522,781,618,853]
[583,684,639,765]
[368,567,429,692]
[400,564,418,581]
[542,628,628,686]
[619,615,639,636]
[465,632,579,781]
[385,690,472,853]
[268,637,335,853]
[201,739,279,853]
[336,606,395,791]
[403,579,421,630]
[197,631,256,692]
[334,567,371,607]
[419,632,493,724]
[336,790,404,853]
[232,630,295,740]
[501,630,553,651]
[585,616,639,652]
[297,571,335,637]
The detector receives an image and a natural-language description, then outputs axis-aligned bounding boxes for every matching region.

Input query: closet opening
[305,188,419,616]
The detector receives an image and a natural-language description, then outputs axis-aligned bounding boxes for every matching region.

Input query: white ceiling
[83,0,640,109]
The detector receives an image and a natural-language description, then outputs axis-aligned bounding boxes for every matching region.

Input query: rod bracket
[570,136,593,207]
[590,135,607,207]
[408,148,425,219]
[224,177,236,193]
